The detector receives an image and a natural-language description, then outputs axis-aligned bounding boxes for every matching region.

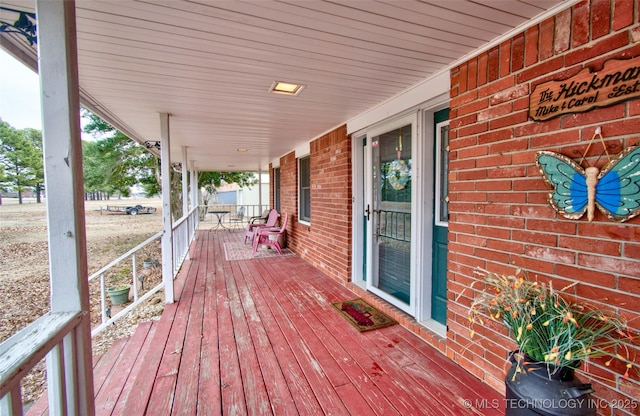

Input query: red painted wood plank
[262,260,442,415]
[197,232,222,416]
[246,260,350,416]
[95,321,154,416]
[237,260,325,416]
[146,375,177,414]
[93,337,129,396]
[110,321,158,416]
[121,301,179,415]
[233,261,299,415]
[224,261,272,415]
[171,290,205,415]
[335,382,376,415]
[216,264,248,415]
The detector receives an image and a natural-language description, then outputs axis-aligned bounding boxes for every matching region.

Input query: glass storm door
[367,120,414,311]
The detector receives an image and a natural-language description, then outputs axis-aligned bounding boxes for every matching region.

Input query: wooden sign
[529,56,640,121]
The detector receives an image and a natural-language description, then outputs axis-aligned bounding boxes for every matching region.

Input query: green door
[431,109,449,325]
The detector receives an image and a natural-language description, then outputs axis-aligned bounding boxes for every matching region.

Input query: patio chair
[252,212,288,256]
[244,208,278,243]
[228,206,245,230]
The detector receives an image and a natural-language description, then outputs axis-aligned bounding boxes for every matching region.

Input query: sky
[0,48,42,130]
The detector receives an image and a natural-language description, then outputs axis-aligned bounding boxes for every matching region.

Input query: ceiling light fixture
[270,81,305,96]
[236,148,249,153]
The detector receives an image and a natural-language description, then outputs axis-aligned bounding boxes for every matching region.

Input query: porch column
[258,168,263,212]
[190,160,197,210]
[160,113,174,304]
[37,0,94,414]
[181,146,188,215]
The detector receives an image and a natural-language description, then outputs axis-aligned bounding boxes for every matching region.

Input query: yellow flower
[516,326,523,341]
[565,351,572,360]
[526,323,533,330]
[542,320,550,326]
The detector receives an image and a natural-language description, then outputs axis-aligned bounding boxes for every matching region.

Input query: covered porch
[29,229,502,416]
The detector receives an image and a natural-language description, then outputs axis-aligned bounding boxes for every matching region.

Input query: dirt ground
[0,197,167,405]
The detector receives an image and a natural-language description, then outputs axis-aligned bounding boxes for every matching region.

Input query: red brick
[579,253,640,278]
[488,46,500,82]
[458,122,489,138]
[512,229,557,246]
[562,102,626,128]
[486,239,525,254]
[478,102,513,122]
[489,84,529,106]
[476,180,512,191]
[559,235,621,256]
[511,33,525,72]
[618,276,640,293]
[489,109,529,130]
[591,0,612,39]
[526,218,576,234]
[512,177,548,191]
[457,98,489,117]
[555,9,572,54]
[524,245,575,264]
[500,40,511,78]
[488,138,529,153]
[516,56,564,83]
[477,52,488,86]
[556,264,617,287]
[476,154,511,168]
[459,62,468,93]
[525,25,539,67]
[450,90,479,108]
[478,76,516,99]
[479,129,514,145]
[468,58,478,90]
[529,129,581,150]
[565,31,629,66]
[539,18,555,60]
[514,117,561,137]
[613,0,634,30]
[486,165,528,179]
[572,0,591,48]
[624,242,640,258]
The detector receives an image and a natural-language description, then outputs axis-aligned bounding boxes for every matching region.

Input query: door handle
[365,204,371,221]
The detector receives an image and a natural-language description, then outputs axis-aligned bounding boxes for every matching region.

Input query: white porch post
[160,113,174,304]
[37,0,94,414]
[181,146,188,215]
[258,169,263,212]
[190,160,197,211]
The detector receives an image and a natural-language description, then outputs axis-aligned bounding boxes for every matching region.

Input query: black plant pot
[505,351,596,416]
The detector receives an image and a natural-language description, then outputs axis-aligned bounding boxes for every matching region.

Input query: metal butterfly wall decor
[535,136,640,223]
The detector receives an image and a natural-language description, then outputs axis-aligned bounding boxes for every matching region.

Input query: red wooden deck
[29,230,504,415]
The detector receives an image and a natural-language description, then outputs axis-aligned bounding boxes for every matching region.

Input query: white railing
[89,230,164,337]
[0,312,82,415]
[0,204,202,414]
[172,206,200,276]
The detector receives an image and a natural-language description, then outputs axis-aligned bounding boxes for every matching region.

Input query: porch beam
[36,0,94,413]
[160,113,174,304]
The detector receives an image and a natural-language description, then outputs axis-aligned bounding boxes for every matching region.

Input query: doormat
[331,298,397,332]
[224,242,294,261]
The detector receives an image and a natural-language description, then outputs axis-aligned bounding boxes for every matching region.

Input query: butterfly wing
[536,151,588,219]
[595,145,640,222]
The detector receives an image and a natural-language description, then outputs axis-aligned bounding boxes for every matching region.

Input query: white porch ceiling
[1,0,572,172]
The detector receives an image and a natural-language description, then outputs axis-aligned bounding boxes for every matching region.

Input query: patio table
[209,210,230,230]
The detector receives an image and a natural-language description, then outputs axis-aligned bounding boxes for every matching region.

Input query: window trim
[298,155,311,224]
[435,120,450,227]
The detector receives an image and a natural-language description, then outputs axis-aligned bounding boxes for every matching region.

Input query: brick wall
[448,0,640,412]
[276,125,352,284]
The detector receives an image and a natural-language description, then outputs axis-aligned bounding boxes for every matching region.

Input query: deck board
[31,229,505,415]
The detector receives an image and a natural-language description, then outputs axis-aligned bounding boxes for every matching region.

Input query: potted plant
[107,284,131,306]
[468,268,636,416]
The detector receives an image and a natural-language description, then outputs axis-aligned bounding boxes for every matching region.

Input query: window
[299,156,311,222]
[273,167,281,212]
[435,121,449,225]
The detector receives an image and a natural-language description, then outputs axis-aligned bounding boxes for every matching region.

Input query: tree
[0,121,43,204]
[22,128,44,202]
